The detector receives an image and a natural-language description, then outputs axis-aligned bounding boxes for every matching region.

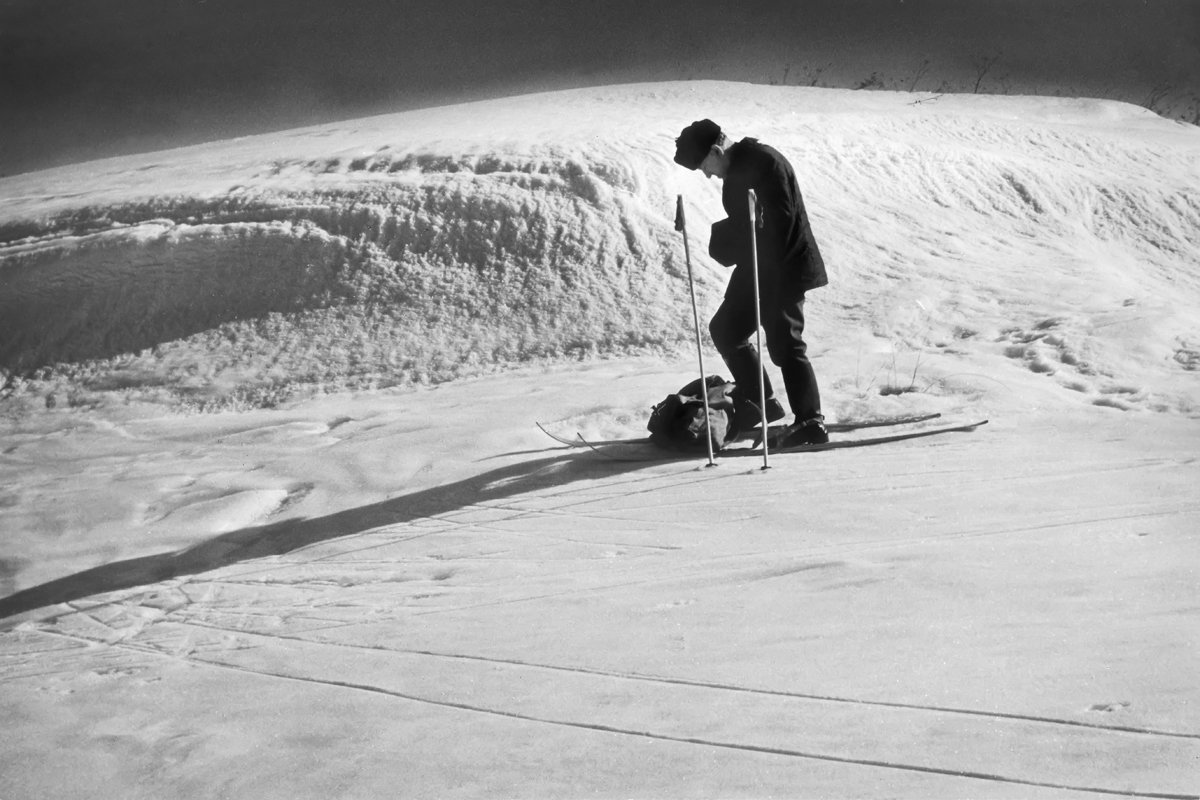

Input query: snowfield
[1,82,1198,798]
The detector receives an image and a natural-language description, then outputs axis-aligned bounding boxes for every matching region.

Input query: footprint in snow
[1087,701,1131,713]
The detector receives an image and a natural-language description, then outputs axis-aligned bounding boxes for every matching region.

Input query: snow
[1,81,1198,798]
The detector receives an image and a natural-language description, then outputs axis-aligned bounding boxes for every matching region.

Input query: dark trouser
[709,265,822,422]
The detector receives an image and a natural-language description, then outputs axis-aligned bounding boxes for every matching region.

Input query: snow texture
[3,82,1197,413]
[1,82,1198,799]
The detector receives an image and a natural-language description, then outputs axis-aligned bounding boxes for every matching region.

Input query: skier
[673,118,830,446]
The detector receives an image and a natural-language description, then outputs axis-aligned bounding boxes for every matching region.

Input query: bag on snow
[646,375,740,451]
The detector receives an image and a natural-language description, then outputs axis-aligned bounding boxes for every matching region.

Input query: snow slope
[2,82,1197,412]
[1,82,1198,798]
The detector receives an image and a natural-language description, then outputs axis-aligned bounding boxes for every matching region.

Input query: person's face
[699,147,727,179]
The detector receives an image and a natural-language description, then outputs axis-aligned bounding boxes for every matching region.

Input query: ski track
[144,617,1200,742]
[22,622,1200,800]
[5,430,1196,795]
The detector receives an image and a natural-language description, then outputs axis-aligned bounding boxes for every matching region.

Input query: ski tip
[536,421,582,448]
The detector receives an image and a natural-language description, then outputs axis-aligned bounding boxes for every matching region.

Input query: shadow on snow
[0,445,667,623]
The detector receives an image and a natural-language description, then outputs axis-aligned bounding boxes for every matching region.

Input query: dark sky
[1,0,1197,176]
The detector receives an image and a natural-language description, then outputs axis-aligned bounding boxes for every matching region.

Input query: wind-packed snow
[1,82,1198,799]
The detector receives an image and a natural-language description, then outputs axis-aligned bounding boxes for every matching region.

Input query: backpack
[646,375,740,451]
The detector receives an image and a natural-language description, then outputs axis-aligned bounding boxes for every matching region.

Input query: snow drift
[1,82,1198,413]
[0,145,690,407]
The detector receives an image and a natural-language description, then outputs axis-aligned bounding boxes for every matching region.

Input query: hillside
[2,82,1197,415]
[2,82,1199,799]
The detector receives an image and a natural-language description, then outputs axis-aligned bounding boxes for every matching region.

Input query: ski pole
[747,189,770,471]
[675,194,717,468]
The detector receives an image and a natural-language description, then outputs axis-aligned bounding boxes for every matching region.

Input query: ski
[567,419,987,463]
[537,422,606,448]
[828,412,942,432]
[537,412,943,450]
[746,419,988,455]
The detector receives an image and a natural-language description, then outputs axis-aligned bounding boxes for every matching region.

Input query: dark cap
[674,119,721,170]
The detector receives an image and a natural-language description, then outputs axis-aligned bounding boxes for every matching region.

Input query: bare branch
[908,58,932,92]
[972,52,1002,94]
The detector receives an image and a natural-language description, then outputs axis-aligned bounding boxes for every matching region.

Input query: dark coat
[708,138,828,293]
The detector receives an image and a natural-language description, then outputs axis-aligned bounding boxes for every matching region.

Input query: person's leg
[766,290,826,440]
[709,296,772,397]
[709,291,784,425]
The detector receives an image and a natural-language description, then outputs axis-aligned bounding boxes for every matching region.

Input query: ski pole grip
[674,194,686,232]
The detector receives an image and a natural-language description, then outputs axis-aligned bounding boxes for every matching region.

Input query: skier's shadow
[0,446,657,622]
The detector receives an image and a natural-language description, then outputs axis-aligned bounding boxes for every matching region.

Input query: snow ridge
[1,146,694,408]
[0,83,1197,413]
